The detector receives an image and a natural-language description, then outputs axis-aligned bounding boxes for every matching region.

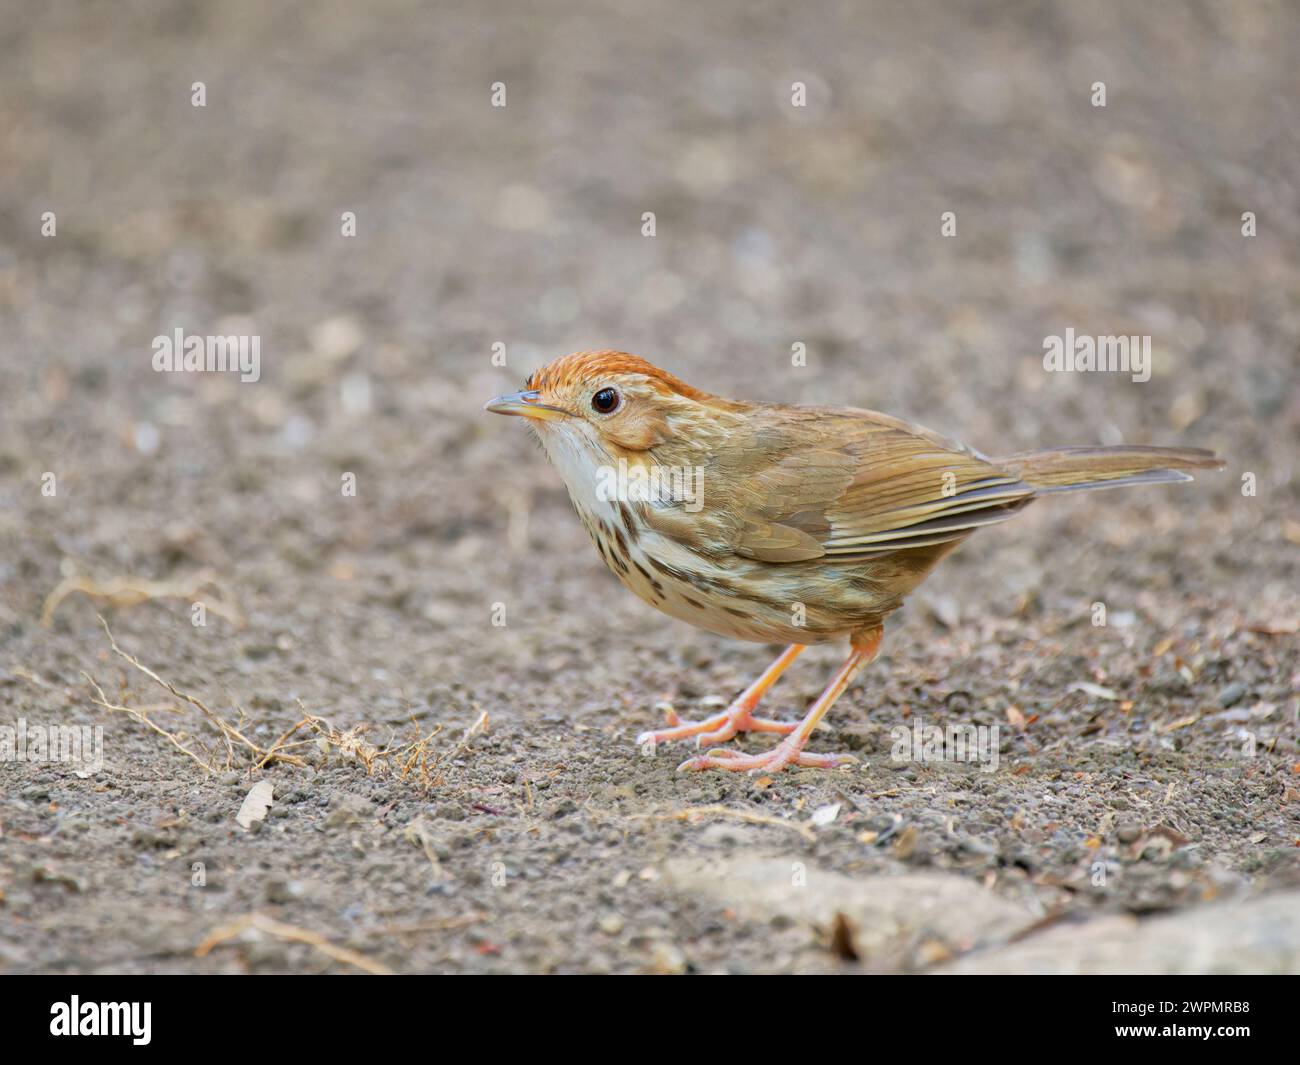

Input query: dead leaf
[235,780,274,829]
[1070,682,1120,701]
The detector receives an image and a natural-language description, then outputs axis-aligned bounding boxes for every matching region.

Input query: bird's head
[485,350,749,509]
[485,350,743,477]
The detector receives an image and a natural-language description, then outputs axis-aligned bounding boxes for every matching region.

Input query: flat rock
[940,890,1300,974]
[663,856,1035,958]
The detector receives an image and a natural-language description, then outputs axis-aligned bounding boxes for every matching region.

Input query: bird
[485,350,1223,774]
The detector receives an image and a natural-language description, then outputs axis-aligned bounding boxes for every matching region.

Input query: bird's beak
[483,389,569,421]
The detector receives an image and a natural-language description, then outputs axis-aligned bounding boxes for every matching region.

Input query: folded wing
[725,406,1035,564]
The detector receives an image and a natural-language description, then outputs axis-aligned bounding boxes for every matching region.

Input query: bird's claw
[676,742,857,774]
[636,701,796,750]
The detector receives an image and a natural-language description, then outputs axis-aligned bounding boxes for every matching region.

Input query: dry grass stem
[195,913,391,975]
[84,617,305,773]
[42,569,244,628]
[83,618,474,790]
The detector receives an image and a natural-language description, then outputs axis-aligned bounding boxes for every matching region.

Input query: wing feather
[714,406,1035,562]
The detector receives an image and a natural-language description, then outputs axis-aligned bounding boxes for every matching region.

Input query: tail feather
[997,445,1224,495]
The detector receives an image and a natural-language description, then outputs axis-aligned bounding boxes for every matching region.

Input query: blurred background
[0,1,1296,974]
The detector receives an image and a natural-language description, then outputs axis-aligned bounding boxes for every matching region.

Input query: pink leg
[636,645,804,749]
[678,629,882,774]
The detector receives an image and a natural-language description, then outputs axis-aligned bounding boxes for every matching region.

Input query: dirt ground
[1,1,1297,974]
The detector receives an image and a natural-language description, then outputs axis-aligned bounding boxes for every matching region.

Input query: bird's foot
[636,700,797,750]
[676,736,857,774]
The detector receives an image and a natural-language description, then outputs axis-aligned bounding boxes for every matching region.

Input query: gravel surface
[0,0,1296,974]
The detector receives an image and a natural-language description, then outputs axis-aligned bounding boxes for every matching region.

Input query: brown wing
[721,406,1036,564]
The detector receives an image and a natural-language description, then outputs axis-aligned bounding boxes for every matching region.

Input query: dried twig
[439,708,489,766]
[82,671,219,773]
[83,619,456,788]
[83,616,306,772]
[99,617,263,761]
[304,706,445,788]
[255,715,314,770]
[195,913,391,975]
[42,569,244,628]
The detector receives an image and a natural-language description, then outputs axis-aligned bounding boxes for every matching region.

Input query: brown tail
[997,445,1225,494]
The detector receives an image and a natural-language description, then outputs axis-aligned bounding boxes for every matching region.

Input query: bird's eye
[591,387,620,414]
